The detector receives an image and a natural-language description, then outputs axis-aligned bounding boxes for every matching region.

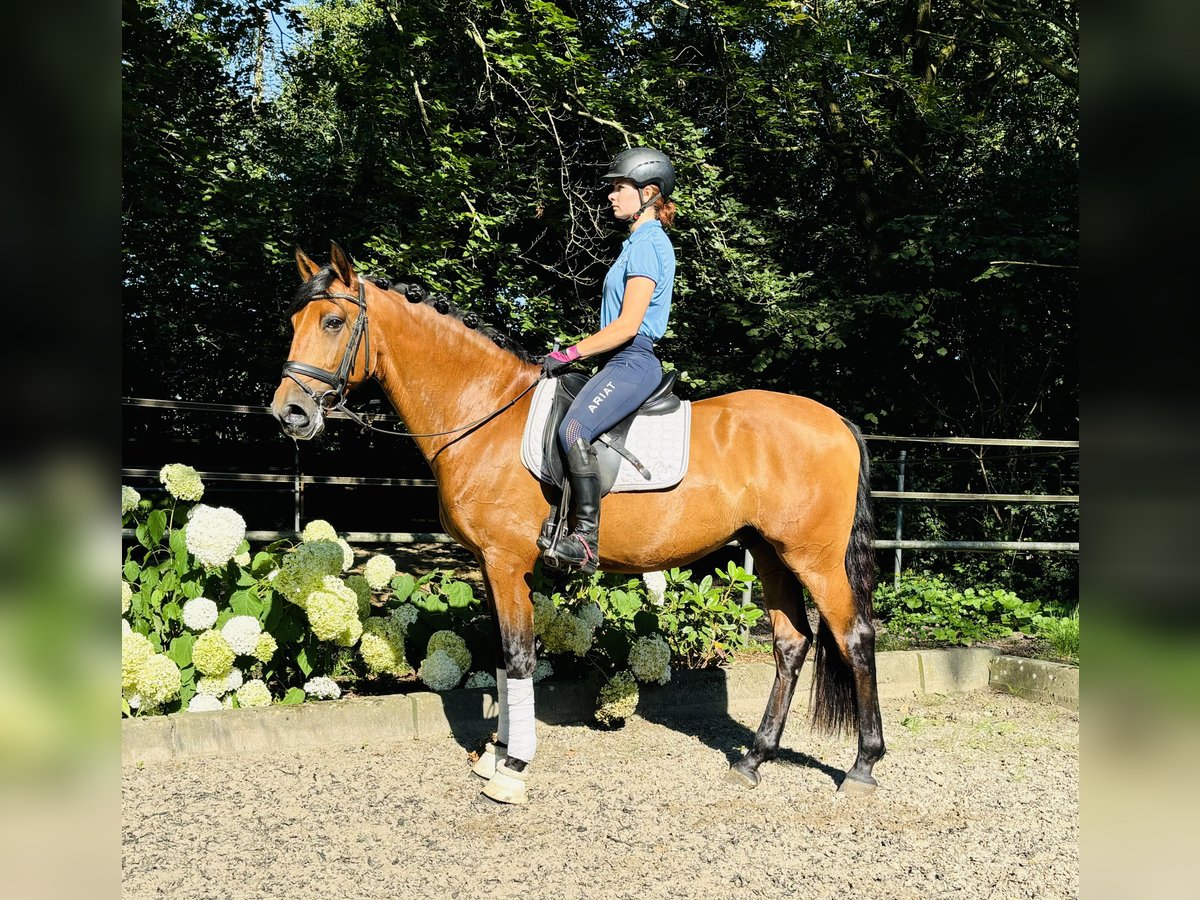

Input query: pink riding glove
[543,344,581,374]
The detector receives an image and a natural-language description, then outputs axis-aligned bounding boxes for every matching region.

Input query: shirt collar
[624,218,663,246]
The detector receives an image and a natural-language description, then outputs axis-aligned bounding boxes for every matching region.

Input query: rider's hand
[542,344,581,375]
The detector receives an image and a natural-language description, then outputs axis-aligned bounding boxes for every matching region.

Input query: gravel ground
[123,688,1077,899]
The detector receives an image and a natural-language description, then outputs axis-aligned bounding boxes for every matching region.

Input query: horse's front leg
[476,546,539,806]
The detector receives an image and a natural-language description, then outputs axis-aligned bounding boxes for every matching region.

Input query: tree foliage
[122,0,1078,596]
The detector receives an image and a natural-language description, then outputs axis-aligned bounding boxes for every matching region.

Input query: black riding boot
[549,437,601,574]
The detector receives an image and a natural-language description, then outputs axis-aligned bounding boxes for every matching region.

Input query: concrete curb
[987,654,1079,710]
[121,649,1077,765]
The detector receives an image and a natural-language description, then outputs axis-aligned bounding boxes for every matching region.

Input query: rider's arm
[574,276,654,358]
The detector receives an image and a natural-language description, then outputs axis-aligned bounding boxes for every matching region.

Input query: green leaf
[280,687,306,705]
[251,552,275,577]
[147,509,168,545]
[443,581,474,608]
[230,589,262,617]
[167,633,196,668]
[390,573,416,602]
[124,559,141,583]
[296,648,313,676]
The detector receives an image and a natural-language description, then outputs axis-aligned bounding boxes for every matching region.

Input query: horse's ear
[329,241,359,290]
[294,245,320,282]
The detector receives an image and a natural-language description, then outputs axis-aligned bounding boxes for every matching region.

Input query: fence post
[741,547,755,644]
[294,442,302,533]
[894,449,906,589]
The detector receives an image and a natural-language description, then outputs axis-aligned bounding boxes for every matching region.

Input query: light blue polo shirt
[600,219,675,341]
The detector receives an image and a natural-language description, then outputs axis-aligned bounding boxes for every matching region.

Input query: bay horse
[270,242,884,804]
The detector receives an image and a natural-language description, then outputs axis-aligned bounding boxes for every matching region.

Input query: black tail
[811,418,877,734]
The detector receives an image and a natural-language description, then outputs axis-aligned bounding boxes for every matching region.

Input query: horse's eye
[323,316,344,331]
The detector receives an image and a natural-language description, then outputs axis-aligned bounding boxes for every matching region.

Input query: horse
[270,242,885,805]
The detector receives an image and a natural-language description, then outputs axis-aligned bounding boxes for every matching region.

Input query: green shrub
[120,465,481,716]
[1033,609,1079,661]
[873,570,1041,646]
[122,464,764,725]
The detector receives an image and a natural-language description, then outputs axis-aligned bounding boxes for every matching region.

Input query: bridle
[282,280,371,412]
[281,278,543,439]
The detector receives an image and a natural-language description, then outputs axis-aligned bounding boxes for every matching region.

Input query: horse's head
[271,242,371,440]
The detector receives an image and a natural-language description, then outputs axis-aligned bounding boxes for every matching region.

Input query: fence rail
[122,397,1079,560]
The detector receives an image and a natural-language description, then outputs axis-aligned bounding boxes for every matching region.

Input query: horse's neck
[371,296,535,462]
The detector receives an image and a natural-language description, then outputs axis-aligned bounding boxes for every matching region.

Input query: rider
[541,147,678,574]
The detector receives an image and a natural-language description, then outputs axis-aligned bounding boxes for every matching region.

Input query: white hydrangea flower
[531,592,556,635]
[540,610,595,656]
[391,604,418,631]
[187,694,223,712]
[303,676,341,700]
[363,554,396,591]
[642,570,668,606]
[628,635,672,685]
[336,538,354,572]
[418,649,463,691]
[184,505,247,568]
[577,601,603,630]
[595,670,639,726]
[122,619,132,636]
[182,597,219,632]
[135,653,182,706]
[121,485,141,516]
[194,674,226,697]
[159,463,205,501]
[125,691,143,710]
[274,541,344,605]
[532,659,553,683]
[121,580,132,615]
[301,519,338,543]
[122,631,154,691]
[237,679,272,707]
[426,630,471,672]
[463,671,496,689]
[234,550,251,567]
[253,632,277,663]
[305,577,360,642]
[222,695,235,708]
[223,666,244,693]
[221,615,262,656]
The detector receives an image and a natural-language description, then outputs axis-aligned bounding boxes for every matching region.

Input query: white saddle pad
[520,378,692,492]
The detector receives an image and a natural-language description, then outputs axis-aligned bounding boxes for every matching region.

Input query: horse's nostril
[283,404,309,427]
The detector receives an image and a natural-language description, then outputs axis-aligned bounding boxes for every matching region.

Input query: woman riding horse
[541,147,679,575]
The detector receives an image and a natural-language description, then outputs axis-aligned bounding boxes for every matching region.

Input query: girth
[540,370,680,495]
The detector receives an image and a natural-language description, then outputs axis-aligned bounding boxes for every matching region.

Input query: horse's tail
[811,417,877,735]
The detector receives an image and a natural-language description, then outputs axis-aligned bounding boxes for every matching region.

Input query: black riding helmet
[601,147,675,200]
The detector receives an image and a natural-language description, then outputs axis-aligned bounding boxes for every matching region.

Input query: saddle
[536,370,682,495]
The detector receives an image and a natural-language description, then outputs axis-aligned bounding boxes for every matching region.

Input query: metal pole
[894,450,906,589]
[741,548,755,644]
[293,442,302,533]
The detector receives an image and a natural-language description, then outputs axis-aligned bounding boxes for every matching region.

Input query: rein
[282,279,544,439]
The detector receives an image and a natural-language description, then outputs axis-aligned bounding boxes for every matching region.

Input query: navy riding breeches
[558,334,662,454]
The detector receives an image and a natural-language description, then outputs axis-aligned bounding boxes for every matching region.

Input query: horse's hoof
[837,775,878,795]
[471,743,505,780]
[480,761,528,805]
[725,764,760,789]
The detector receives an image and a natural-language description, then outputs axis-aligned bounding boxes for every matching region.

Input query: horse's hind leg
[726,540,814,789]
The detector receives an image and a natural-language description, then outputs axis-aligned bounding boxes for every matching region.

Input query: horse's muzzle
[274,401,324,440]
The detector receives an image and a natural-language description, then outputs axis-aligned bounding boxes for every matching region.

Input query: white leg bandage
[505,676,537,763]
[495,669,509,745]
